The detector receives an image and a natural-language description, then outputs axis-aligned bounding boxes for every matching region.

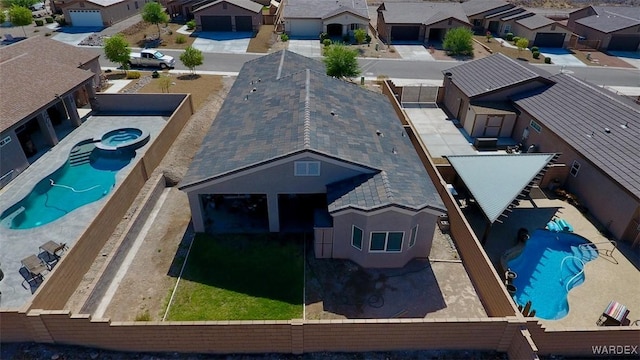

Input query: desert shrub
[135,310,150,321]
[365,34,371,44]
[532,51,540,59]
[512,36,520,44]
[54,14,65,25]
[530,46,539,53]
[319,32,329,42]
[45,16,53,23]
[45,32,51,36]
[175,34,186,44]
[186,19,195,30]
[544,57,551,64]
[280,33,289,42]
[126,71,141,79]
[322,38,332,47]
[506,32,514,41]
[34,18,43,26]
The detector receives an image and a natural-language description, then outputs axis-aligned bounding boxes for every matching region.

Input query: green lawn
[165,233,304,321]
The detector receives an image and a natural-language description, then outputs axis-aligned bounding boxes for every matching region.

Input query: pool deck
[0,115,167,310]
[471,196,640,329]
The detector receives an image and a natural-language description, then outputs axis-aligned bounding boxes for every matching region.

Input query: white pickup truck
[129,49,175,69]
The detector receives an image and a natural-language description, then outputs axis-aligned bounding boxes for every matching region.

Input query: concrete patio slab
[287,40,321,58]
[52,27,102,46]
[539,48,586,67]
[404,106,475,158]
[393,44,435,61]
[192,32,251,53]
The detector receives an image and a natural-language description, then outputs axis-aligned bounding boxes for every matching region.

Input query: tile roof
[575,6,640,33]
[501,10,533,21]
[180,50,444,212]
[447,154,557,223]
[378,2,469,26]
[443,53,553,98]
[283,0,368,19]
[513,74,640,199]
[194,0,263,13]
[461,0,512,16]
[485,6,526,19]
[0,37,99,134]
[515,13,554,29]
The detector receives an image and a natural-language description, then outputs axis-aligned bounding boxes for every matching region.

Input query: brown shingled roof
[0,37,99,133]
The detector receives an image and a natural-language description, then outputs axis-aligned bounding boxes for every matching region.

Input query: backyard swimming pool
[507,229,598,320]
[0,128,148,230]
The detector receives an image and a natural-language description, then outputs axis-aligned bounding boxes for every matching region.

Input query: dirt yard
[120,21,195,49]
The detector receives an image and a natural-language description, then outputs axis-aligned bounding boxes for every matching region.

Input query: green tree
[180,46,203,76]
[103,34,131,74]
[323,43,360,78]
[142,1,169,40]
[516,38,529,55]
[354,28,366,44]
[442,27,474,56]
[0,10,6,24]
[2,0,37,8]
[8,5,32,37]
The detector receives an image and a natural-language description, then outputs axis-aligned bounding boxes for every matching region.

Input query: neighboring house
[0,37,100,188]
[55,0,150,26]
[193,0,263,32]
[179,50,446,268]
[376,2,470,44]
[511,13,571,47]
[279,0,369,38]
[441,53,640,246]
[166,0,266,19]
[567,6,640,51]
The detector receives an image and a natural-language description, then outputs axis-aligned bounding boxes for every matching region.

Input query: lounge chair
[597,300,630,326]
[39,241,67,257]
[21,255,48,284]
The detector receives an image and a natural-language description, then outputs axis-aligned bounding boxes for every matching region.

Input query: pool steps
[69,143,96,167]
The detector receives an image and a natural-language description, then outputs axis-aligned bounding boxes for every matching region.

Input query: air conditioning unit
[474,137,498,150]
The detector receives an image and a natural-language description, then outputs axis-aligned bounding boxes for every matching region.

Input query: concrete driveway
[52,27,102,46]
[538,48,586,67]
[287,39,321,57]
[192,32,251,53]
[393,44,435,61]
[607,51,640,69]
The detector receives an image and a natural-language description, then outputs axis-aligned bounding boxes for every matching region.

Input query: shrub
[126,71,141,79]
[530,46,539,53]
[512,36,520,44]
[54,15,65,25]
[322,38,332,47]
[532,51,540,59]
[186,19,196,30]
[175,34,186,44]
[354,28,366,44]
[34,18,43,26]
[365,34,371,44]
[506,32,514,41]
[544,57,551,64]
[280,33,289,42]
[168,29,173,35]
[152,70,160,78]
[442,27,474,56]
[319,32,329,42]
[45,16,53,23]
[135,310,150,321]
[342,34,351,43]
[45,32,51,36]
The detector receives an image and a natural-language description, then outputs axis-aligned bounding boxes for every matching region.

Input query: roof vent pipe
[376,130,383,137]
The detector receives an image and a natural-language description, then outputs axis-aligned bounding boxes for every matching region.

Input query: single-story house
[567,6,640,51]
[192,0,263,32]
[461,0,514,33]
[441,53,640,246]
[376,2,471,44]
[55,0,149,26]
[279,0,369,38]
[511,13,572,47]
[179,50,446,268]
[0,37,100,188]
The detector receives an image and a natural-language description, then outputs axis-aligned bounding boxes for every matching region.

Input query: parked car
[29,2,45,11]
[129,49,175,69]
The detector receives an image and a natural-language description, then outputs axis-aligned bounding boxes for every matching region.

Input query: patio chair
[39,241,67,258]
[21,255,48,284]
[596,300,630,326]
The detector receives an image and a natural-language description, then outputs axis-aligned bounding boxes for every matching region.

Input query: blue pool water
[507,229,598,320]
[101,128,143,147]
[0,141,135,229]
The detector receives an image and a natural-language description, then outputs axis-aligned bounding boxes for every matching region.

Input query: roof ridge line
[380,171,394,201]
[303,69,311,149]
[276,50,285,80]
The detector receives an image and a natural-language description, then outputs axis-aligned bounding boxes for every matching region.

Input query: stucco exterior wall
[331,208,439,268]
[195,2,263,32]
[0,130,28,187]
[62,0,143,26]
[323,12,368,36]
[424,18,471,43]
[512,23,572,47]
[572,23,640,50]
[442,77,469,122]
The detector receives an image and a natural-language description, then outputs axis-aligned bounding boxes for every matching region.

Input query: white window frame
[529,120,542,133]
[294,161,320,176]
[350,23,360,31]
[369,231,404,253]
[0,136,11,147]
[570,160,581,177]
[409,225,418,248]
[351,225,363,250]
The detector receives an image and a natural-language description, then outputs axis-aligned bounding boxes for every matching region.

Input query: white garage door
[69,10,103,27]
[288,19,322,38]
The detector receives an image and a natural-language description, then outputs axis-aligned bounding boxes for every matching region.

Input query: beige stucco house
[55,0,149,26]
[567,6,640,51]
[192,0,263,32]
[278,0,369,38]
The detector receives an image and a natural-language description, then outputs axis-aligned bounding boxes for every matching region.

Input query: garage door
[69,10,102,27]
[391,26,420,41]
[533,33,566,47]
[235,16,252,32]
[608,35,640,51]
[289,19,322,38]
[201,16,232,31]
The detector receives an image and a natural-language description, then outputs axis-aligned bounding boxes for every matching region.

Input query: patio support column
[84,82,98,109]
[37,111,58,146]
[189,193,205,232]
[267,194,279,232]
[64,95,82,127]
